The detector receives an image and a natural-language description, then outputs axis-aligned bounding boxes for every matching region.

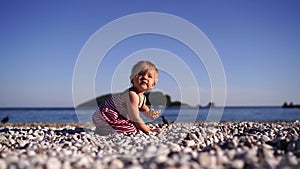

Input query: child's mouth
[140,82,148,86]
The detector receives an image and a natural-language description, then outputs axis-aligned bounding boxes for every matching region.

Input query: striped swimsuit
[93,93,145,133]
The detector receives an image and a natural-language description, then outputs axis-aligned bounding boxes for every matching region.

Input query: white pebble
[0,159,7,169]
[231,159,244,169]
[110,159,124,169]
[46,157,61,169]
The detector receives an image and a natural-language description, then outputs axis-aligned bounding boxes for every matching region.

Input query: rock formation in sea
[282,102,300,108]
[77,91,191,108]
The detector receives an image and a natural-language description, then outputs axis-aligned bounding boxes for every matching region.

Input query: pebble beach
[1,121,300,169]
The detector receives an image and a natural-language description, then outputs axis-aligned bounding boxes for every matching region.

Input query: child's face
[132,68,157,92]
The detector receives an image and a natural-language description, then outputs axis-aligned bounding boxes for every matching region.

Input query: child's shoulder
[123,88,139,96]
[120,88,138,100]
[128,90,139,100]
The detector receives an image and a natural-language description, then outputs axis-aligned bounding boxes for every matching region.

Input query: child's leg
[92,110,114,135]
[93,109,137,134]
[111,120,137,133]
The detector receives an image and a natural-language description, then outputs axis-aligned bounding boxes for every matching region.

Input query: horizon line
[0,105,284,109]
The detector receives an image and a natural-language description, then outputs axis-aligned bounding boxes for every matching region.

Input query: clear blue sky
[0,0,299,107]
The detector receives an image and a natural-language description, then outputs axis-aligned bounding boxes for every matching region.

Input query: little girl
[93,61,161,135]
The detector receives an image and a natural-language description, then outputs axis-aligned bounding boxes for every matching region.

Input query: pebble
[110,159,124,169]
[230,159,244,169]
[0,159,7,169]
[1,121,300,168]
[46,157,61,169]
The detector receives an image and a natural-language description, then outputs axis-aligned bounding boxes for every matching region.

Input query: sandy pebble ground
[1,121,300,169]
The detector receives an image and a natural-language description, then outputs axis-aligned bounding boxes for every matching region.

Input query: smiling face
[131,68,158,93]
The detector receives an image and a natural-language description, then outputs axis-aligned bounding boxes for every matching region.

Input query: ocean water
[0,107,300,123]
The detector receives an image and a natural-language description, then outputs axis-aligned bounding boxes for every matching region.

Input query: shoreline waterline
[1,106,300,123]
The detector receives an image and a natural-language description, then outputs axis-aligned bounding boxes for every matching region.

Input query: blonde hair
[130,61,158,83]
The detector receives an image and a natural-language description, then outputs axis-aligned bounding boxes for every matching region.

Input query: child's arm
[127,91,160,134]
[140,98,161,120]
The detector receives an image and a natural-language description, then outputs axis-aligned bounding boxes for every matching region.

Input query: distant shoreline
[0,105,283,109]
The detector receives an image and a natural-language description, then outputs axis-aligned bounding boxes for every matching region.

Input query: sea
[1,107,300,123]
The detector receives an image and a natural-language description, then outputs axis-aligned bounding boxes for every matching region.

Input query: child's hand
[150,129,161,133]
[149,109,161,120]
